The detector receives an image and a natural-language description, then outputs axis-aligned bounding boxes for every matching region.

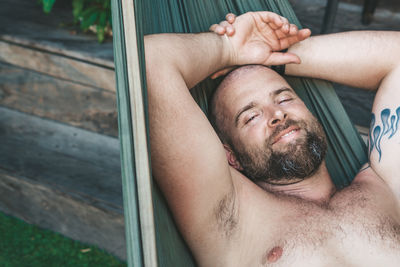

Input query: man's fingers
[278,29,311,48]
[209,24,218,32]
[209,24,226,35]
[225,13,236,24]
[279,17,290,33]
[298,28,312,40]
[268,52,301,66]
[219,21,235,35]
[258,11,284,26]
[264,16,285,30]
[265,14,290,32]
[274,29,287,40]
[226,26,235,35]
[274,23,302,42]
[289,24,298,36]
[210,17,238,36]
[270,14,289,33]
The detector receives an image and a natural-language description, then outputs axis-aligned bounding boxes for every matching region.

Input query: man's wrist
[220,33,235,69]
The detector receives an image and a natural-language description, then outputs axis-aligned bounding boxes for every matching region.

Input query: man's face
[216,66,327,184]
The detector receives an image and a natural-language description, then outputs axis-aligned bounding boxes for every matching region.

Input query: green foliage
[40,0,56,13]
[0,211,126,266]
[39,0,112,43]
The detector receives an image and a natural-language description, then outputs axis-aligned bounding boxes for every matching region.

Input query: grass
[0,211,126,267]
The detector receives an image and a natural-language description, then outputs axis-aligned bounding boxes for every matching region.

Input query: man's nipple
[266,246,283,263]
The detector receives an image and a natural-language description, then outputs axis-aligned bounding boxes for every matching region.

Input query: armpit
[214,190,239,238]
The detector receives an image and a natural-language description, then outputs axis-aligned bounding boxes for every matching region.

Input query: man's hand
[209,12,311,78]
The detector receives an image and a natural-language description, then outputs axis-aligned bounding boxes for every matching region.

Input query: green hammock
[110,0,368,266]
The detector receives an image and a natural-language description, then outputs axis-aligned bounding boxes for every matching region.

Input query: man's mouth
[272,126,300,145]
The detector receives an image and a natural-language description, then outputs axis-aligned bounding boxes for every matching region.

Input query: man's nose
[267,108,287,127]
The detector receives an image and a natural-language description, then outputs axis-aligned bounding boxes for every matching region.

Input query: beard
[231,118,327,184]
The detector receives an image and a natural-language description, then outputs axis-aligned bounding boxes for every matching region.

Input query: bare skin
[145,11,400,266]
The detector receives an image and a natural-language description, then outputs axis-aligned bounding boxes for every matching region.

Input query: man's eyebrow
[233,87,294,127]
[234,101,257,127]
[270,87,294,97]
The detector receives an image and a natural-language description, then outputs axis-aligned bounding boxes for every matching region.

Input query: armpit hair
[214,190,239,238]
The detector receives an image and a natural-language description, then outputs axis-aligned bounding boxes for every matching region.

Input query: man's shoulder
[352,163,400,202]
[352,163,382,186]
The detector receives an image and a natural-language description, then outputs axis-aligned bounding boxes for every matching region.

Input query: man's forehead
[217,66,293,106]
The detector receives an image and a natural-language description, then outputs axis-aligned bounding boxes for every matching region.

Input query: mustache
[266,119,303,146]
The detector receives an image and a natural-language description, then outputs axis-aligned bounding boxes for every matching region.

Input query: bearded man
[209,64,328,185]
[145,11,400,266]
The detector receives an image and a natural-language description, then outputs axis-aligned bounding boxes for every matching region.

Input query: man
[145,11,400,266]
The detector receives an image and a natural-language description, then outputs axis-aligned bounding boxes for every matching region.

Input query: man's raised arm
[213,14,400,90]
[145,33,235,252]
[285,31,400,91]
[145,33,229,89]
[144,12,310,260]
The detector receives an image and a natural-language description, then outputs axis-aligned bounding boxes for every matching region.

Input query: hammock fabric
[111,0,368,266]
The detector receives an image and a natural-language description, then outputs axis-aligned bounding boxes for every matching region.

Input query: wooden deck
[0,106,125,258]
[0,0,117,136]
[0,0,124,259]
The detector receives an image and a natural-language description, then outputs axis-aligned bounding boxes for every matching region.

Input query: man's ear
[223,144,243,171]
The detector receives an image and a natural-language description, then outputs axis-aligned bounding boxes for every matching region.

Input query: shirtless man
[145,11,400,266]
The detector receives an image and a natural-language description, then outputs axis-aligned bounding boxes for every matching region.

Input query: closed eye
[245,114,258,124]
[279,98,293,104]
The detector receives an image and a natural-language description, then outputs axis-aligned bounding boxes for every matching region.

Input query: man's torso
[202,167,400,267]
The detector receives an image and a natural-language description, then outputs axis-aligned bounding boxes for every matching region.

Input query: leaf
[81,6,98,19]
[96,25,105,43]
[98,11,107,27]
[72,0,84,19]
[42,0,56,13]
[103,0,110,9]
[81,12,99,30]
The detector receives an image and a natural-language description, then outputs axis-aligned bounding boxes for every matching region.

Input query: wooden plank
[0,41,116,92]
[0,0,114,68]
[0,106,122,212]
[0,62,118,137]
[0,107,126,259]
[121,0,158,265]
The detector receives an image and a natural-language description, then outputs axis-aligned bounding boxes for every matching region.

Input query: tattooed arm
[366,64,400,196]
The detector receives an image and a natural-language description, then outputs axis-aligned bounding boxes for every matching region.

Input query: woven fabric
[135,0,368,186]
[112,0,368,265]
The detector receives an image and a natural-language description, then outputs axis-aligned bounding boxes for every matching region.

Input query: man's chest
[231,180,400,267]
[282,183,400,266]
